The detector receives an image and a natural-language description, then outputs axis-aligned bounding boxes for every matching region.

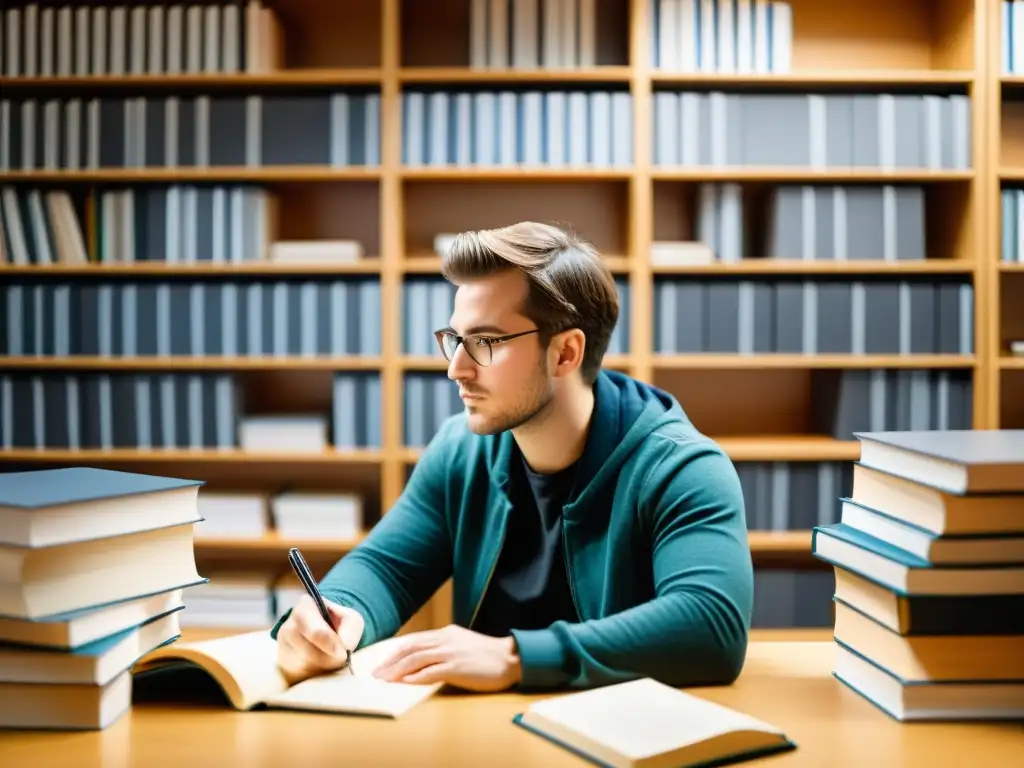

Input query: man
[273,221,754,693]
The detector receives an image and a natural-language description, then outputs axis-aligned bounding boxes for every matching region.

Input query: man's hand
[371,624,522,692]
[276,595,366,685]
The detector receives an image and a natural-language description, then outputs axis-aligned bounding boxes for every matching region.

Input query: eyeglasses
[434,328,541,367]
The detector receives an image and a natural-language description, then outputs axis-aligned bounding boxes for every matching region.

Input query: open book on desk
[514,677,796,768]
[131,630,441,718]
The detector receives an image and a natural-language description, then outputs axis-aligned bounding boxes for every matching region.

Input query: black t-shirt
[470,455,580,637]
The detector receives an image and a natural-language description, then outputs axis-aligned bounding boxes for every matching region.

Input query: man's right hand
[275,595,366,685]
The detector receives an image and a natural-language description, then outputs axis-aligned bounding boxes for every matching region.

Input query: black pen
[287,547,354,673]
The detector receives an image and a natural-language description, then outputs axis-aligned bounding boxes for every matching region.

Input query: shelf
[0,167,382,183]
[0,356,384,371]
[652,354,975,369]
[402,255,632,273]
[400,167,633,181]
[748,531,811,555]
[650,168,974,182]
[1001,356,1024,370]
[400,436,861,464]
[0,69,384,89]
[0,448,385,465]
[0,262,384,277]
[194,531,365,555]
[651,260,976,275]
[399,66,632,83]
[1000,263,1024,273]
[650,69,974,88]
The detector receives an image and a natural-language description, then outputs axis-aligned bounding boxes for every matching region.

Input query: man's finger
[400,662,451,685]
[293,605,345,658]
[374,632,437,671]
[374,648,448,682]
[280,627,345,673]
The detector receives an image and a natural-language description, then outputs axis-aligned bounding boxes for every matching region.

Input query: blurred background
[0,0,1019,644]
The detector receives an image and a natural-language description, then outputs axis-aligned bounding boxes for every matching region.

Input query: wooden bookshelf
[0,0,1000,635]
[993,0,1024,430]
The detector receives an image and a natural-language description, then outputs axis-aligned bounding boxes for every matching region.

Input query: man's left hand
[371,624,522,692]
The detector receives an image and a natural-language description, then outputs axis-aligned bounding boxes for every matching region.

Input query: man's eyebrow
[444,325,509,335]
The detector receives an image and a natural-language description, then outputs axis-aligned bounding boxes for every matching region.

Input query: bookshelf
[995,0,1024,435]
[0,0,1003,635]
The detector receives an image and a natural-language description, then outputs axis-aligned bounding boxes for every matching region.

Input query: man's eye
[473,337,492,346]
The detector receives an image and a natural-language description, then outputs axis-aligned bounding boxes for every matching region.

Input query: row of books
[653,184,929,264]
[652,279,974,356]
[468,0,598,69]
[0,92,382,171]
[0,466,207,729]
[0,181,943,269]
[0,185,274,267]
[178,572,301,630]
[196,490,363,540]
[0,2,279,78]
[0,277,974,360]
[812,369,974,440]
[2,279,383,358]
[3,89,972,173]
[812,430,1024,721]
[999,188,1024,263]
[650,0,792,73]
[0,366,975,453]
[0,371,382,451]
[736,461,850,532]
[652,91,971,170]
[401,89,633,168]
[1001,1,1024,75]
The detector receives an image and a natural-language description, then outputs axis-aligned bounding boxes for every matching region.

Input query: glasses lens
[437,333,491,366]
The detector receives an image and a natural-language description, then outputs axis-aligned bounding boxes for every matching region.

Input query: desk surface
[1,641,1021,766]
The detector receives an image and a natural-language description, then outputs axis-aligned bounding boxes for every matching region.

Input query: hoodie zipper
[468,506,509,631]
[561,515,583,622]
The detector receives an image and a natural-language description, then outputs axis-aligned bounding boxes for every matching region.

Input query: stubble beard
[465,358,556,436]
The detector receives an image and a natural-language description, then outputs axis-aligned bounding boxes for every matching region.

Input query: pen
[287,547,354,673]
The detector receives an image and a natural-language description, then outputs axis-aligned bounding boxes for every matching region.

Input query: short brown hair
[441,221,620,385]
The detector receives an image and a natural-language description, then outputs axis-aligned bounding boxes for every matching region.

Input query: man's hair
[441,221,620,385]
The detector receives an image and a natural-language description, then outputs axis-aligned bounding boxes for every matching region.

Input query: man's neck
[512,380,596,475]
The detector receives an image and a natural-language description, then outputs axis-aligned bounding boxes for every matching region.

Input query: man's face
[443,270,556,435]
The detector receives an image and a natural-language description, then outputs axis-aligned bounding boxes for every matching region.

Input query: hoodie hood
[487,369,692,507]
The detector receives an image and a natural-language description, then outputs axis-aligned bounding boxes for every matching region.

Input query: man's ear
[551,328,586,378]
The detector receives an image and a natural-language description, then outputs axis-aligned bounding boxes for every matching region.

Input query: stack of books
[812,430,1024,721]
[0,467,207,730]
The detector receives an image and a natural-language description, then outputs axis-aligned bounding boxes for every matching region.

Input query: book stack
[0,467,207,730]
[811,430,1024,721]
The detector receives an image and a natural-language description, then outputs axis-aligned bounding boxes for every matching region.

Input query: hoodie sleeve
[509,438,755,691]
[270,422,455,648]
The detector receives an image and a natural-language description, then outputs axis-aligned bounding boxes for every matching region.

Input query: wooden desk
[0,642,1020,766]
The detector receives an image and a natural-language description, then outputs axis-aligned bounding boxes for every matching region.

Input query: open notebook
[132,630,441,718]
[514,677,795,768]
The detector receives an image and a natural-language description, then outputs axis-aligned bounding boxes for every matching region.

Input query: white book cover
[109,7,127,75]
[148,6,165,74]
[512,0,539,68]
[166,6,184,74]
[770,1,792,71]
[56,7,72,76]
[659,0,680,70]
[204,4,220,72]
[718,0,736,73]
[91,6,107,75]
[489,0,509,67]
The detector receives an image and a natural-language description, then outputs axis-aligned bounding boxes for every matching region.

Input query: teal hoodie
[272,369,755,691]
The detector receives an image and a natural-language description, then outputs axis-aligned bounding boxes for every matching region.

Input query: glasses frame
[434,328,541,367]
